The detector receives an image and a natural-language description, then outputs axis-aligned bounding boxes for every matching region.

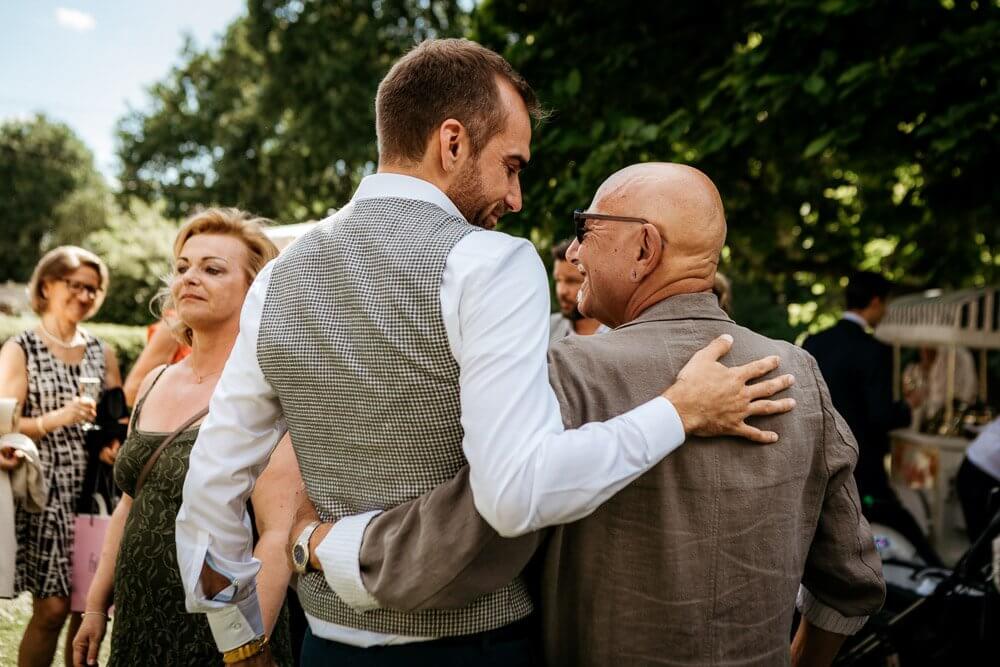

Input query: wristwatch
[222,634,269,664]
[291,520,322,575]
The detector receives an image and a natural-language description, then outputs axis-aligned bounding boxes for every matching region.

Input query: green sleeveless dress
[108,376,292,666]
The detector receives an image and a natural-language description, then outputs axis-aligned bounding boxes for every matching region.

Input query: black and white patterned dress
[13,329,105,598]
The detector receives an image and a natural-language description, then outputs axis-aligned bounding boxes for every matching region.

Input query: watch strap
[294,520,322,574]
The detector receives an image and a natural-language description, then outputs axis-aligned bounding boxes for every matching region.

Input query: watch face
[292,544,306,569]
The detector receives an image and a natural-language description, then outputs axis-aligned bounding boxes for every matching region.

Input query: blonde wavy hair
[157,208,279,346]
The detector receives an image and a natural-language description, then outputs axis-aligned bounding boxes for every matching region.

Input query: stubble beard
[447,158,504,230]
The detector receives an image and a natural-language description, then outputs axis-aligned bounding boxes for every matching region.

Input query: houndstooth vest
[257,197,534,637]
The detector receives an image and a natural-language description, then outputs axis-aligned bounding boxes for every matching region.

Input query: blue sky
[1,1,246,181]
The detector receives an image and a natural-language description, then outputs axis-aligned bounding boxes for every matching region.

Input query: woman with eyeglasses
[0,245,122,667]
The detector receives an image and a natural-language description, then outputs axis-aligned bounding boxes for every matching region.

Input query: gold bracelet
[82,611,109,620]
[35,416,46,436]
[222,635,268,664]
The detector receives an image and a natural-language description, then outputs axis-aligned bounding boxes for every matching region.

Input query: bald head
[593,162,726,269]
[568,163,728,328]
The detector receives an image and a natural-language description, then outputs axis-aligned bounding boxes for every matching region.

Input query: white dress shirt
[175,173,688,650]
[967,417,1000,482]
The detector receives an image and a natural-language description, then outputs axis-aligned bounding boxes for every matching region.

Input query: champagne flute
[78,375,101,431]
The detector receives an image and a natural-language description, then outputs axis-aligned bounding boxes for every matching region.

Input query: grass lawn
[0,594,112,667]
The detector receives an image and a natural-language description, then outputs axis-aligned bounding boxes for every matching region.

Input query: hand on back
[664,334,796,444]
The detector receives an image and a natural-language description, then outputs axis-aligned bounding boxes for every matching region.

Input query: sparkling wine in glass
[78,376,101,431]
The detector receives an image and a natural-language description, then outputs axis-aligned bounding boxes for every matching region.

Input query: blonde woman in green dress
[72,209,300,666]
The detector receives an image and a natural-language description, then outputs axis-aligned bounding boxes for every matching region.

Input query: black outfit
[803,318,943,566]
[957,458,1000,543]
[76,387,129,515]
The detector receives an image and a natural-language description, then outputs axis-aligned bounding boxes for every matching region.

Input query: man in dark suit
[803,272,940,565]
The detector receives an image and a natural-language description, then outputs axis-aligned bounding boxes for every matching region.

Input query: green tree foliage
[117,0,466,223]
[473,0,1000,337]
[116,0,999,339]
[83,200,178,326]
[1,115,110,282]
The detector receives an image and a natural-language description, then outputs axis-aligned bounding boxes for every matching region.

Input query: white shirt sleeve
[175,261,285,651]
[453,234,684,537]
[315,233,685,608]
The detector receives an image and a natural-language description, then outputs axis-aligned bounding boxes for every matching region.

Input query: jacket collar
[616,292,733,330]
[840,312,871,332]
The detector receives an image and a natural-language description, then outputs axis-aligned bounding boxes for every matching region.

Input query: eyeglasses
[59,278,102,299]
[573,209,650,244]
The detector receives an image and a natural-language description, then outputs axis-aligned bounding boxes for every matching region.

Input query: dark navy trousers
[299,617,540,666]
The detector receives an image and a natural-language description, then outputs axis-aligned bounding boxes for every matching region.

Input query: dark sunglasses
[572,209,650,244]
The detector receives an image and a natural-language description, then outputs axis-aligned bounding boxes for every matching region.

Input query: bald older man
[305,164,885,666]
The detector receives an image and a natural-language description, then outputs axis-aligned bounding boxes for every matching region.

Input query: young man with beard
[176,40,795,666]
[549,238,608,342]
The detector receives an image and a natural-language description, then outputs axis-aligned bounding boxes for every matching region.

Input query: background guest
[72,208,299,667]
[713,271,733,316]
[903,345,978,426]
[549,238,608,341]
[959,417,1000,544]
[0,246,121,667]
[803,271,941,566]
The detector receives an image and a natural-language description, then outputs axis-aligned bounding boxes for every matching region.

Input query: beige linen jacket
[357,293,886,666]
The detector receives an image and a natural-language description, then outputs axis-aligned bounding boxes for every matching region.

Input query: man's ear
[437,119,466,173]
[633,223,664,282]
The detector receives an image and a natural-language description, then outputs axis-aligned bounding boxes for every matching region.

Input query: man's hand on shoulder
[664,334,796,444]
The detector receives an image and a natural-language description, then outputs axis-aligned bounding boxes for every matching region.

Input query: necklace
[191,366,224,384]
[39,322,84,349]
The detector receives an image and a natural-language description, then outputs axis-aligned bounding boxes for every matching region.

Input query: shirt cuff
[205,585,265,651]
[315,510,383,612]
[796,585,868,635]
[181,532,262,610]
[623,396,686,463]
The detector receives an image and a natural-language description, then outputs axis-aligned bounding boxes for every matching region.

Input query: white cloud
[55,7,96,32]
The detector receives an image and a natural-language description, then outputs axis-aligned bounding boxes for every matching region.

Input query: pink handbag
[70,501,110,613]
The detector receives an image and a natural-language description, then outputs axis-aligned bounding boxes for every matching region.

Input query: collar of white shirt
[841,311,870,331]
[353,172,466,222]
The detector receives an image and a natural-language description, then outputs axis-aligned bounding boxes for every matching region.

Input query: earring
[631,271,638,280]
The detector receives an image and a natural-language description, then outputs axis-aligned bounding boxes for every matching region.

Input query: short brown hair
[376,38,542,163]
[713,271,733,315]
[551,238,574,262]
[28,246,109,318]
[161,208,279,345]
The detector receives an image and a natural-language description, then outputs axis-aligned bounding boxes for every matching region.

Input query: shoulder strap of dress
[134,406,209,497]
[130,365,171,430]
[84,330,106,371]
[12,330,38,368]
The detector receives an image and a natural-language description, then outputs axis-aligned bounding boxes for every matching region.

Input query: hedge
[0,315,147,377]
